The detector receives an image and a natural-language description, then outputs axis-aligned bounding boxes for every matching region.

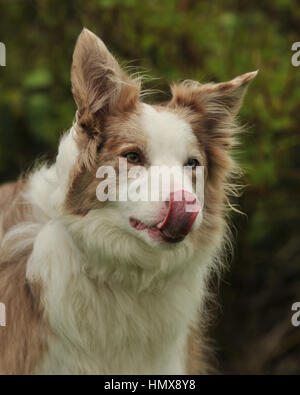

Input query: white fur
[141,104,201,167]
[20,107,217,374]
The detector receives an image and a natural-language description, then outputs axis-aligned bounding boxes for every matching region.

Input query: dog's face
[64,29,256,253]
[97,104,204,247]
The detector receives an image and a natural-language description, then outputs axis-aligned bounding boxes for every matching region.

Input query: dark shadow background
[0,0,299,374]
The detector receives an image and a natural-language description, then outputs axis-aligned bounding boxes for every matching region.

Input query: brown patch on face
[0,180,47,374]
[64,105,149,215]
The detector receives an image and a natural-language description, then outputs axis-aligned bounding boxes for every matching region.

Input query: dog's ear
[169,71,258,132]
[71,28,140,138]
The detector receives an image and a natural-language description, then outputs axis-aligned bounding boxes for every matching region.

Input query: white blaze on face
[140,104,200,199]
[141,104,197,166]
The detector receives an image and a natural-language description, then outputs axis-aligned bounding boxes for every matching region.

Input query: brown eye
[185,158,200,169]
[123,152,141,164]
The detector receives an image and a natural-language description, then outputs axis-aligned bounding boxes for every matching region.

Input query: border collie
[0,28,257,374]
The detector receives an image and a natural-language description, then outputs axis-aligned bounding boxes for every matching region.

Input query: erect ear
[169,71,258,130]
[71,28,140,138]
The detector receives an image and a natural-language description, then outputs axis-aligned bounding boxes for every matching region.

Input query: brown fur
[0,180,29,234]
[0,255,46,374]
[0,183,18,210]
[186,325,216,375]
[0,181,46,374]
[65,108,151,215]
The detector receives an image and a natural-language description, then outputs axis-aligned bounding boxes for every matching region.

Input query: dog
[0,28,257,374]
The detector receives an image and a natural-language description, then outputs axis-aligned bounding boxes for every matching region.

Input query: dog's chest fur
[26,219,207,374]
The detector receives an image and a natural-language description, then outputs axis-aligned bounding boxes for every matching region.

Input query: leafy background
[0,0,299,374]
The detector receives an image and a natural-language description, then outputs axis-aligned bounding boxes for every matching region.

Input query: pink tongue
[157,190,200,239]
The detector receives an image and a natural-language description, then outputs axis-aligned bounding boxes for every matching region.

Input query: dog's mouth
[129,218,185,244]
[129,190,201,244]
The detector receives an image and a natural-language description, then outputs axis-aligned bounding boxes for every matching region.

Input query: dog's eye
[123,152,141,164]
[185,158,200,169]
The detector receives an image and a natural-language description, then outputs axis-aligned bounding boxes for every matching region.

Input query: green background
[0,0,299,374]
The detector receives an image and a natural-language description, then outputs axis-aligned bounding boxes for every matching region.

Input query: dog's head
[62,29,256,259]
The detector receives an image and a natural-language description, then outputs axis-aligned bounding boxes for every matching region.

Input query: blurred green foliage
[0,0,299,374]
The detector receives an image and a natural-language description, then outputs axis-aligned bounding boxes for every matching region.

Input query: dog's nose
[158,190,200,239]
